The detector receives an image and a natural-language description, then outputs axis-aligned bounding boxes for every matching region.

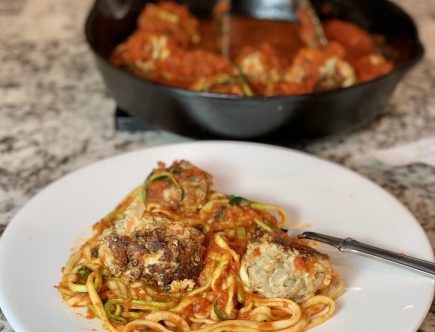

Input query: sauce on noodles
[57,160,345,332]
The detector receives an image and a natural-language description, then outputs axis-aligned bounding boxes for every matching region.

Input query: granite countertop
[0,0,434,330]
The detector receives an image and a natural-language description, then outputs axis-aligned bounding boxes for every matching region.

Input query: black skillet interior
[86,0,424,143]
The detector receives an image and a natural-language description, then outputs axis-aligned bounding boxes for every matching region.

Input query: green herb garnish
[77,266,91,280]
[228,195,249,206]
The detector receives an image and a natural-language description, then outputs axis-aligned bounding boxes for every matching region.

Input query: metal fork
[213,0,253,96]
[214,0,232,58]
[298,231,435,278]
[297,0,328,48]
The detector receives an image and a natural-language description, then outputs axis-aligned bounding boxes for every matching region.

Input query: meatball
[284,42,356,92]
[235,43,282,85]
[145,160,212,216]
[111,31,182,79]
[155,49,236,89]
[137,1,200,48]
[316,56,356,91]
[98,208,205,292]
[240,233,333,303]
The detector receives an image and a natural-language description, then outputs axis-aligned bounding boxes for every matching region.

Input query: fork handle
[339,238,435,278]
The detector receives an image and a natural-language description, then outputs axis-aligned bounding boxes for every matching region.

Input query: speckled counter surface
[0,0,434,330]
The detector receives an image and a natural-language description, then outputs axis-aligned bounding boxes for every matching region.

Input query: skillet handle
[339,237,435,278]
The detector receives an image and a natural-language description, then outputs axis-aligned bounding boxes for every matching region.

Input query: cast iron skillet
[85,0,424,141]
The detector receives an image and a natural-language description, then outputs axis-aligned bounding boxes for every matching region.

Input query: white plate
[0,141,433,332]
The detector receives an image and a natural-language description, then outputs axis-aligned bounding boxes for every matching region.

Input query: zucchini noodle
[57,161,343,332]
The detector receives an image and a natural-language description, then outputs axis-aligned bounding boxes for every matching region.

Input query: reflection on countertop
[0,0,434,331]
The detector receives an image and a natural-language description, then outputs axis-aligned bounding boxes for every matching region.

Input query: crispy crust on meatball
[99,209,205,291]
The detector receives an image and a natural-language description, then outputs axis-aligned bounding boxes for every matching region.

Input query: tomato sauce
[198,17,304,67]
[112,1,395,96]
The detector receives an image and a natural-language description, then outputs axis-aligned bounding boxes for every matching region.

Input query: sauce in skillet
[198,17,304,66]
[111,1,395,96]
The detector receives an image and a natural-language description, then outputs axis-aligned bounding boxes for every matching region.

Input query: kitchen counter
[0,0,434,330]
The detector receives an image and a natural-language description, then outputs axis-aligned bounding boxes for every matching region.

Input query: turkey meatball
[240,233,333,303]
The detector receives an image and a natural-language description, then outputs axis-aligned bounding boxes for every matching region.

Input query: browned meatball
[137,1,200,48]
[235,43,282,85]
[144,160,212,217]
[99,209,204,292]
[284,42,355,92]
[240,233,333,303]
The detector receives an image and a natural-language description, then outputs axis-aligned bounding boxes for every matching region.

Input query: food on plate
[57,160,344,332]
[240,233,333,303]
[111,1,395,96]
[98,211,205,291]
[144,160,212,217]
